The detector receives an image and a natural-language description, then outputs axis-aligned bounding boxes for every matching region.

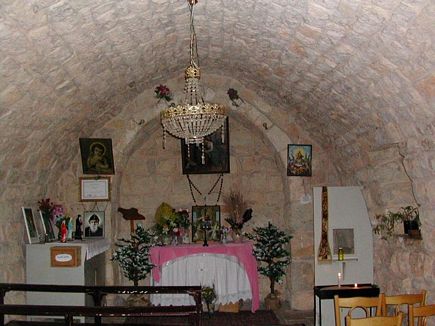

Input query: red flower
[154,84,172,101]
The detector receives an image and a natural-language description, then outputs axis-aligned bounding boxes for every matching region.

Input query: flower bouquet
[154,84,172,102]
[154,203,190,245]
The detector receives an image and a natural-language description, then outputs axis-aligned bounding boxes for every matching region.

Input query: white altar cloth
[150,253,251,306]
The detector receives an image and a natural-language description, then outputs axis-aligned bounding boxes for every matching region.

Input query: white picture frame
[39,210,56,241]
[80,177,110,202]
[22,207,39,244]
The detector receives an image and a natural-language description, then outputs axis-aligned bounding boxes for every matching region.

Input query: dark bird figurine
[118,207,145,233]
[231,208,253,230]
[242,208,253,224]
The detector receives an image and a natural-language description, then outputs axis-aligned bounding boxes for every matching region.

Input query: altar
[149,242,260,312]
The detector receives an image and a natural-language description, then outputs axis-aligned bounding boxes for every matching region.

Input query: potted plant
[112,224,155,286]
[202,286,217,315]
[246,222,292,310]
[373,205,421,239]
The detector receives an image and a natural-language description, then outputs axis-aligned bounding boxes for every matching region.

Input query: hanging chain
[187,173,224,205]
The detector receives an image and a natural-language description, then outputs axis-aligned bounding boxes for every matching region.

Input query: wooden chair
[409,304,435,326]
[334,294,384,326]
[346,312,404,326]
[382,290,427,326]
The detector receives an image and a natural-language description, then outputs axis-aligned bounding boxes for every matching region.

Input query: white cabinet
[26,240,109,309]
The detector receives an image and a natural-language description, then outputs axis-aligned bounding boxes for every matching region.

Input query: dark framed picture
[287,144,312,176]
[333,228,355,255]
[79,138,115,175]
[181,118,230,174]
[39,210,56,242]
[83,211,105,238]
[22,207,39,244]
[191,205,221,243]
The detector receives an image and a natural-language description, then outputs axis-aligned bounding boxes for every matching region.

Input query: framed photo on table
[80,177,110,201]
[191,205,221,243]
[39,210,56,241]
[22,207,39,244]
[83,211,105,238]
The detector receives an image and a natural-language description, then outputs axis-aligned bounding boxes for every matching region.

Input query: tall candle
[354,283,358,288]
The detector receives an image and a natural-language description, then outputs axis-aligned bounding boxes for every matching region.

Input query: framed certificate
[80,177,111,201]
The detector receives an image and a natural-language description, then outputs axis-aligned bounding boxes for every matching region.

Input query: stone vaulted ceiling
[0,0,433,177]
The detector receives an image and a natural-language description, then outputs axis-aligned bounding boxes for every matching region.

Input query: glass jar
[338,247,344,261]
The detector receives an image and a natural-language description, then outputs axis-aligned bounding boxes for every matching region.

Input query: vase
[265,293,281,310]
[231,231,243,243]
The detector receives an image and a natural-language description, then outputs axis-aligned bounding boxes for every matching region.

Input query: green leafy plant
[246,222,292,296]
[373,205,420,239]
[202,286,217,313]
[112,224,156,286]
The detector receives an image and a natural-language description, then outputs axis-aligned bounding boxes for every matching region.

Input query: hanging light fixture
[160,0,227,164]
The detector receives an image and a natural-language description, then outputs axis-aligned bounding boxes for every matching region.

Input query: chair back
[409,304,435,326]
[383,290,427,326]
[346,312,404,326]
[334,294,384,326]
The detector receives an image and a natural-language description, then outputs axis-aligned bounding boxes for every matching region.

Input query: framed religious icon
[287,144,312,176]
[39,210,56,242]
[80,177,111,201]
[83,211,105,238]
[79,138,115,175]
[191,205,221,243]
[181,118,230,174]
[22,207,39,244]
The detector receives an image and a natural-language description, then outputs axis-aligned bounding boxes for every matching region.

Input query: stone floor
[275,307,314,326]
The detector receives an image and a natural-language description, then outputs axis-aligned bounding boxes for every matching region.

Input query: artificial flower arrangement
[38,198,54,217]
[154,84,173,102]
[38,198,73,241]
[154,202,190,244]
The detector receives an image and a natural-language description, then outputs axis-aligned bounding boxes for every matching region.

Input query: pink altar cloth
[150,242,260,312]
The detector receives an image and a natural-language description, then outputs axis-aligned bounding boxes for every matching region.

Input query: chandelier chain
[187,173,224,205]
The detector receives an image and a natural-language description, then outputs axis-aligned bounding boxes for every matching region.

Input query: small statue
[60,220,67,243]
[74,215,83,240]
[67,217,73,240]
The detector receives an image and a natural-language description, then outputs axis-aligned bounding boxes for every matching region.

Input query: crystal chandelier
[160,0,227,164]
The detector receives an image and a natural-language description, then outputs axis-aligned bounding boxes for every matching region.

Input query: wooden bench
[0,283,202,326]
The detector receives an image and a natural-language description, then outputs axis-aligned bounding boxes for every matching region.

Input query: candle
[354,283,358,288]
[337,272,342,287]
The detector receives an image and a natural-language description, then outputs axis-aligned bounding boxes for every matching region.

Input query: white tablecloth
[150,253,251,306]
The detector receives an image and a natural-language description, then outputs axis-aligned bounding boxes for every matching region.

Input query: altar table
[150,242,260,312]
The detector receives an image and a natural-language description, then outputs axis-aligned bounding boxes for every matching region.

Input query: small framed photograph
[22,207,39,244]
[39,210,56,241]
[80,177,110,202]
[287,144,312,176]
[191,205,221,243]
[79,138,115,175]
[333,228,355,255]
[83,211,105,238]
[181,118,230,174]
